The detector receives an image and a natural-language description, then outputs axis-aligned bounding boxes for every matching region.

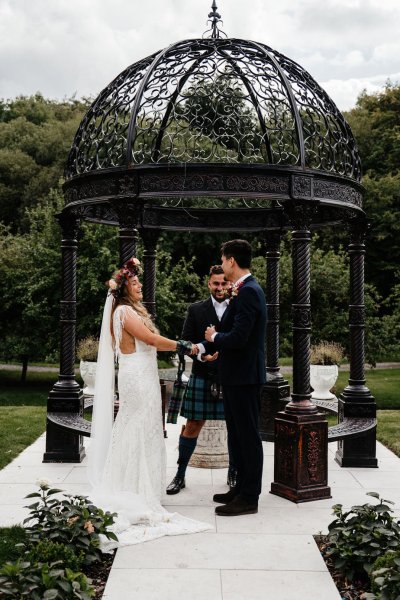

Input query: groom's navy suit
[209,275,266,503]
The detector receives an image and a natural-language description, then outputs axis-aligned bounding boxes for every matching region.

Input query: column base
[260,380,290,442]
[270,410,331,503]
[270,482,331,503]
[44,378,85,463]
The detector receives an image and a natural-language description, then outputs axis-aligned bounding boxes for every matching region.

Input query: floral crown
[107,257,142,298]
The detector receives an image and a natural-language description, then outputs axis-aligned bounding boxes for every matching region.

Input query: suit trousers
[221,384,263,503]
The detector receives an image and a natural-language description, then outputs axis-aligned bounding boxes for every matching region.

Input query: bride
[87,257,211,550]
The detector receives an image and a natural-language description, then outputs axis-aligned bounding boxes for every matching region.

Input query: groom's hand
[205,326,216,342]
[203,351,219,362]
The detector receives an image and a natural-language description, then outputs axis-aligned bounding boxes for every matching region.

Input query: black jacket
[181,297,222,378]
[210,276,266,386]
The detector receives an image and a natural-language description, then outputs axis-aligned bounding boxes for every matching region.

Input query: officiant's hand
[205,326,216,342]
[202,351,219,362]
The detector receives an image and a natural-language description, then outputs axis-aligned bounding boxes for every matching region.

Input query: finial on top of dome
[203,0,226,39]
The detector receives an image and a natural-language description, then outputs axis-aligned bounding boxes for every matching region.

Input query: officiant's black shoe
[166,476,185,495]
[215,496,258,517]
[227,468,237,488]
[213,488,238,504]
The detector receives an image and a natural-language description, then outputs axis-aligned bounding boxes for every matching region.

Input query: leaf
[366,492,380,499]
[25,492,42,499]
[43,590,58,599]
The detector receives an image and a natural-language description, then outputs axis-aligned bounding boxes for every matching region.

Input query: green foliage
[24,484,118,566]
[0,559,94,599]
[346,83,400,298]
[0,482,119,599]
[155,250,202,339]
[26,540,85,572]
[0,526,27,566]
[326,492,400,582]
[0,94,88,227]
[362,550,400,599]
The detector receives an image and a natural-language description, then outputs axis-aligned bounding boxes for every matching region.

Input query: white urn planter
[80,360,97,396]
[310,364,338,401]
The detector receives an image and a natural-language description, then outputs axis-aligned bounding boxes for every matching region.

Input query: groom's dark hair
[221,239,252,269]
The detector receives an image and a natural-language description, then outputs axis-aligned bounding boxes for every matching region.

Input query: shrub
[26,540,85,572]
[24,481,118,565]
[0,559,94,599]
[76,337,99,362]
[326,492,400,582]
[362,550,400,599]
[310,341,345,366]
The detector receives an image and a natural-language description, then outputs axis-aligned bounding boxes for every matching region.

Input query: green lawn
[0,406,47,469]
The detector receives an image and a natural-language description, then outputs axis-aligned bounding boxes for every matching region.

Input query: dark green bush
[326,492,400,582]
[0,559,94,599]
[26,540,85,572]
[24,483,118,565]
[362,550,400,599]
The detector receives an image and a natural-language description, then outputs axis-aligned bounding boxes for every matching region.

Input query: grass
[377,410,400,457]
[0,407,47,469]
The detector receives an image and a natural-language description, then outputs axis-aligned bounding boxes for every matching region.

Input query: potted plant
[310,341,344,401]
[77,336,99,396]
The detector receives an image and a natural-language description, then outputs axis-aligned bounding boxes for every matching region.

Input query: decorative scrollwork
[65,35,361,182]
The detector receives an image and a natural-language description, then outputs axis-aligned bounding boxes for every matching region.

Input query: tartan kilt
[180,373,225,421]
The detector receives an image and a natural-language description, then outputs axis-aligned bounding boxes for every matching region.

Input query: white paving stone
[112,533,326,571]
[103,569,222,600]
[221,570,340,600]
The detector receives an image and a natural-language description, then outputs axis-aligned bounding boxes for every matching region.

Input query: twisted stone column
[44,212,85,462]
[260,232,290,441]
[141,229,160,319]
[335,218,377,467]
[271,204,330,502]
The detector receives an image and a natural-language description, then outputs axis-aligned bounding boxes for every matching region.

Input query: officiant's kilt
[180,374,225,421]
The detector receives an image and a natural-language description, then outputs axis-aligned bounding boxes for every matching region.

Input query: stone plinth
[189,420,229,468]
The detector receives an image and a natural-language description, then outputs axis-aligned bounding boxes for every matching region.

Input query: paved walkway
[1,424,400,599]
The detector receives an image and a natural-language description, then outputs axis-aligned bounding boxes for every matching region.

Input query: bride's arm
[121,309,178,352]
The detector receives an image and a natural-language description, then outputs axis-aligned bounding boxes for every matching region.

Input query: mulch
[314,535,370,600]
[84,551,116,599]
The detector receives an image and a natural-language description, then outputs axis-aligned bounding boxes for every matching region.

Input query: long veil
[87,293,115,487]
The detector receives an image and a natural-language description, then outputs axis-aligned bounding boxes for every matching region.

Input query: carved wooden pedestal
[189,420,229,468]
[270,411,331,503]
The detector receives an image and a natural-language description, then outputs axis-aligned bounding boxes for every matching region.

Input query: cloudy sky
[1,0,399,111]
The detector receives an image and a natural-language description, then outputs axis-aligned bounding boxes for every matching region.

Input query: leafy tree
[0,94,88,228]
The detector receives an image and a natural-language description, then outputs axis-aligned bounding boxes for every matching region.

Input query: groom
[205,239,266,516]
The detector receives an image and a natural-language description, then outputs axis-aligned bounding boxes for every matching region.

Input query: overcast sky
[1,0,399,111]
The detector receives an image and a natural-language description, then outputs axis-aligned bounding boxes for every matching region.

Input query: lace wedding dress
[87,301,210,551]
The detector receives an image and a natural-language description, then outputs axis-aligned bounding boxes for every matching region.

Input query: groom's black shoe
[215,496,258,517]
[213,488,238,504]
[166,476,185,495]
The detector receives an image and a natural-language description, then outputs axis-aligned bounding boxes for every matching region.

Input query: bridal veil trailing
[87,294,210,550]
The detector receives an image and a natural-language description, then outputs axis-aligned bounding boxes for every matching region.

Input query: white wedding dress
[87,301,211,551]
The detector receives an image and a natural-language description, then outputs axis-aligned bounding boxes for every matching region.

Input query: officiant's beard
[212,292,226,303]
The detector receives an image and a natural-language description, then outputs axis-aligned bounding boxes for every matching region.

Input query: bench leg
[335,395,378,468]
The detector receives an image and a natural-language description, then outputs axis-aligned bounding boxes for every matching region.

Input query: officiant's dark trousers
[222,384,263,503]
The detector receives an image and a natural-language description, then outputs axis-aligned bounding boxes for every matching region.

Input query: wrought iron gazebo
[44,2,377,502]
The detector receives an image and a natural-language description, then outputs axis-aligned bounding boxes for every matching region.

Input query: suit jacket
[181,297,222,378]
[210,275,266,386]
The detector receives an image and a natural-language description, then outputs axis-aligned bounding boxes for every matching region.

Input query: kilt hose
[180,373,225,421]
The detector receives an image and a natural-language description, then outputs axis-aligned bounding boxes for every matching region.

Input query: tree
[0,94,88,229]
